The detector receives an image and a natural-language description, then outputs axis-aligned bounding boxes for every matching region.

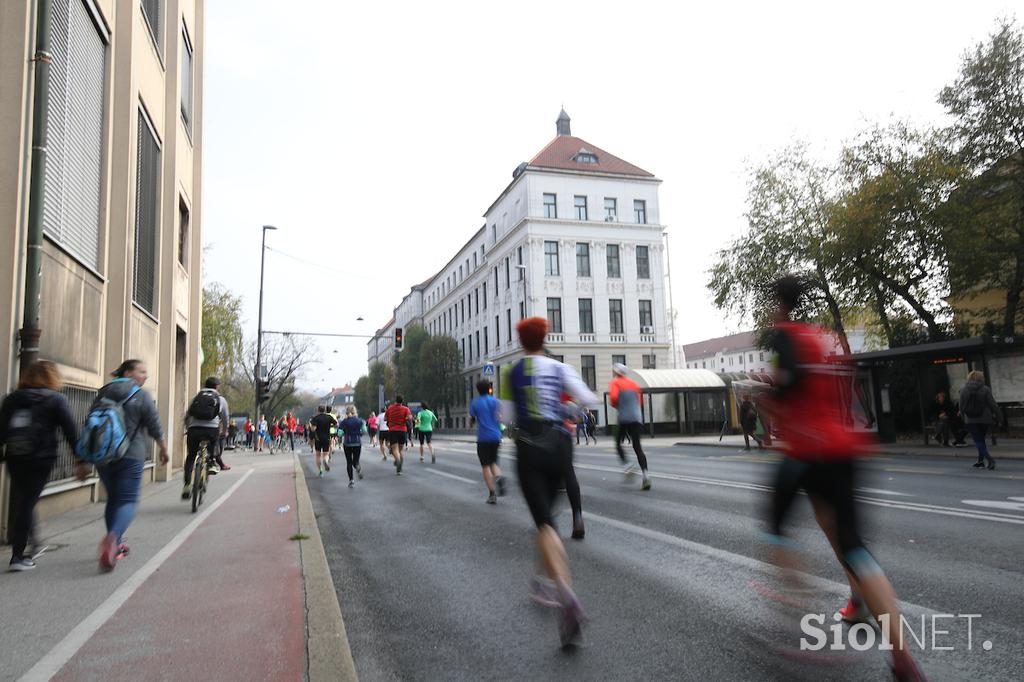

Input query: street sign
[483,363,495,376]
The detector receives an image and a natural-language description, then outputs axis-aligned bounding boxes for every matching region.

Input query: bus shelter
[602,369,730,437]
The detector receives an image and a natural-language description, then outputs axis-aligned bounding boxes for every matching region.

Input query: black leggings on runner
[616,422,648,471]
[516,427,575,529]
[564,453,582,518]
[343,445,361,481]
[769,457,873,575]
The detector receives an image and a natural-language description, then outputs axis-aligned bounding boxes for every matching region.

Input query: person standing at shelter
[0,361,79,571]
[609,364,651,491]
[960,371,1000,470]
[78,360,168,572]
[740,394,762,451]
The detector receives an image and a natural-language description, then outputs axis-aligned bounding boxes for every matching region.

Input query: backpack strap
[117,385,141,408]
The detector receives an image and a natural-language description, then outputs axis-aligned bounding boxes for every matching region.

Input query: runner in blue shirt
[469,380,506,504]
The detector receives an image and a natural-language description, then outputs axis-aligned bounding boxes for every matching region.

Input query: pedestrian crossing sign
[483,363,495,376]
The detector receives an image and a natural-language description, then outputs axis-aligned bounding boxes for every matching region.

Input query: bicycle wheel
[192,443,206,513]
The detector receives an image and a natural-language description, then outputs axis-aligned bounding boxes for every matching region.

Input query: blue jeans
[97,458,145,542]
[965,423,993,464]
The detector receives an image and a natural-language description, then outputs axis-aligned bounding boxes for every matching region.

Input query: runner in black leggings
[500,317,598,648]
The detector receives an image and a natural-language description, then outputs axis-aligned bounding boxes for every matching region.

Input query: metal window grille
[48,384,97,482]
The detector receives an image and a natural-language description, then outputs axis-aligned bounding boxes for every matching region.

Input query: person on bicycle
[182,377,230,500]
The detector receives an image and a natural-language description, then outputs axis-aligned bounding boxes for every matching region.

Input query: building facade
[682,328,873,374]
[0,0,205,535]
[369,111,671,427]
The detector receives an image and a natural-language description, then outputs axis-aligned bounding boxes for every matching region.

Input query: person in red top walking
[384,395,413,475]
[243,417,253,450]
[761,276,926,682]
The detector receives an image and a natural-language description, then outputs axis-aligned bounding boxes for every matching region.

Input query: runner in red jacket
[762,275,926,682]
[384,396,413,475]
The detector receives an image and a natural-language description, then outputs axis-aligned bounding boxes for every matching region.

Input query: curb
[292,453,358,682]
[674,441,1024,460]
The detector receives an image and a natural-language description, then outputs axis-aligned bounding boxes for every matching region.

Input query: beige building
[0,0,205,537]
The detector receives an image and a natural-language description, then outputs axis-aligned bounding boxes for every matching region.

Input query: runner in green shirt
[416,404,439,463]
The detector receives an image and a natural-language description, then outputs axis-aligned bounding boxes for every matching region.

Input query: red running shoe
[838,598,871,624]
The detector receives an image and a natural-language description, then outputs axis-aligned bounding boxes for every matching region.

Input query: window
[639,300,653,328]
[491,224,497,243]
[543,193,557,218]
[749,353,754,363]
[634,199,647,224]
[544,241,559,276]
[473,253,478,269]
[505,257,510,288]
[517,246,523,280]
[484,327,489,355]
[507,309,512,342]
[609,299,624,334]
[581,355,596,390]
[643,354,657,369]
[495,315,500,346]
[483,284,487,310]
[494,266,499,294]
[576,243,591,277]
[459,265,463,281]
[550,355,565,363]
[141,0,163,53]
[636,245,650,279]
[475,289,479,315]
[41,0,106,270]
[604,198,617,221]
[607,244,621,278]
[573,151,598,164]
[612,354,626,367]
[180,26,193,134]
[475,331,480,361]
[759,352,764,361]
[519,301,525,320]
[578,298,594,334]
[178,199,189,268]
[133,109,161,316]
[574,195,588,221]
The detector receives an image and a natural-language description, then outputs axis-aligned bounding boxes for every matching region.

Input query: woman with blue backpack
[0,360,78,571]
[76,359,168,572]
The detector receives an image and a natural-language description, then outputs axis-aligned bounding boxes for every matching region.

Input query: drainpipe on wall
[19,0,55,377]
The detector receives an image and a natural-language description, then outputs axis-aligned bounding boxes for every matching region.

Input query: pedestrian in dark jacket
[0,361,78,571]
[739,394,762,451]
[77,359,168,572]
[959,371,1001,470]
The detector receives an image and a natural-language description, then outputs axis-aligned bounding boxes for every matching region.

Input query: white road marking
[962,499,1024,512]
[423,468,478,485]
[20,469,255,682]
[855,487,913,497]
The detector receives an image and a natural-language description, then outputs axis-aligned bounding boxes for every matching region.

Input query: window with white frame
[639,300,653,328]
[546,298,562,333]
[133,108,161,316]
[607,244,621,278]
[576,243,590,277]
[544,241,559,276]
[634,199,647,224]
[574,195,588,221]
[141,0,163,54]
[609,299,624,334]
[604,197,616,220]
[180,25,193,134]
[636,245,650,279]
[543,193,557,218]
[578,298,594,334]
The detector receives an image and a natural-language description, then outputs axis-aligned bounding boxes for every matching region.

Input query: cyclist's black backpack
[188,389,220,421]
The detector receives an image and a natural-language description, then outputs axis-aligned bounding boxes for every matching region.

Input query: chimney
[556,108,571,136]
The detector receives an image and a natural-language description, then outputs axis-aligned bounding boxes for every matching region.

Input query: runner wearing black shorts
[500,317,597,648]
[470,383,506,503]
[309,405,337,477]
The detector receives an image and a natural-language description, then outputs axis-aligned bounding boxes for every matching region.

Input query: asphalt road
[305,436,1024,681]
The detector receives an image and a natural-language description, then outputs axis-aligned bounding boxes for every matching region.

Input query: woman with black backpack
[0,360,78,571]
[77,359,168,572]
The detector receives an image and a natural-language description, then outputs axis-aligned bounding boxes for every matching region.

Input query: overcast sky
[202,0,1016,394]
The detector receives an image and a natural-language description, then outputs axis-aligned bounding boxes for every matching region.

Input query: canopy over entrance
[624,368,726,392]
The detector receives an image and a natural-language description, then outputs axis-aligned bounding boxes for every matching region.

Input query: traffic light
[487,381,494,395]
[256,378,272,405]
[394,327,404,350]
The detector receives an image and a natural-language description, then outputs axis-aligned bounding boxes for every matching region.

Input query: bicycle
[191,438,212,513]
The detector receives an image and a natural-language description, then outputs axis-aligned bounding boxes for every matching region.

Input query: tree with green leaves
[354,361,396,417]
[201,284,245,380]
[417,335,464,422]
[708,143,853,351]
[832,123,964,343]
[940,18,1024,335]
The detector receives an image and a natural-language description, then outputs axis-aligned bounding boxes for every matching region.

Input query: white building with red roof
[371,110,671,427]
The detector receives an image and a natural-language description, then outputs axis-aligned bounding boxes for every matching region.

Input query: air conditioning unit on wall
[641,326,654,334]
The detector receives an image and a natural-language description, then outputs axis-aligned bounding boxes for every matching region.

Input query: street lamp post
[255,225,277,421]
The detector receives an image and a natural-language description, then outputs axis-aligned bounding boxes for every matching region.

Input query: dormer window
[573,148,598,164]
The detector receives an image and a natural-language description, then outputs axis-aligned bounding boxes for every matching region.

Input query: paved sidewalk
[0,450,355,681]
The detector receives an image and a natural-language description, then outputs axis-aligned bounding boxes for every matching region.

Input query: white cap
[612,363,628,377]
